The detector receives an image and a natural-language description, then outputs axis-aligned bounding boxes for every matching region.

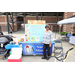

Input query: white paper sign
[69,36,75,45]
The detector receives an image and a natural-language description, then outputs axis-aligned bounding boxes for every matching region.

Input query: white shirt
[8,34,13,37]
[42,30,53,44]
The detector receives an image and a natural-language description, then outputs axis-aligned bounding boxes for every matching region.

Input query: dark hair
[45,25,50,30]
[0,32,3,35]
[1,33,3,35]
[10,32,12,34]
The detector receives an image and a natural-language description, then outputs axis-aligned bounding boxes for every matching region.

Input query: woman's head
[0,32,3,36]
[10,32,12,34]
[45,25,50,30]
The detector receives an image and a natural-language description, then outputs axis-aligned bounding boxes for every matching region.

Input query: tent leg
[59,26,61,39]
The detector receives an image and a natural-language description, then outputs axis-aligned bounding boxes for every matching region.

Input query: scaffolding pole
[36,12,38,20]
[6,12,10,33]
[12,12,14,32]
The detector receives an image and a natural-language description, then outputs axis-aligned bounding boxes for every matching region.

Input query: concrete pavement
[0,31,74,62]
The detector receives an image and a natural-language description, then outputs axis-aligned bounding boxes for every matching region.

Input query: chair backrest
[54,40,62,43]
[11,48,22,55]
[54,40,63,47]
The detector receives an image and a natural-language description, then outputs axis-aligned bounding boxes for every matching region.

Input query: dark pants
[43,44,51,58]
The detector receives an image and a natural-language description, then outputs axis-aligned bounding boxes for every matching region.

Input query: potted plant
[60,32,68,36]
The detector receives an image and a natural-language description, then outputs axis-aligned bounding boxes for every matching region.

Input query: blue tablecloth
[5,41,22,50]
[5,44,20,50]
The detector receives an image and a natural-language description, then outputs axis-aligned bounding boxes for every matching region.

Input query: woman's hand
[49,44,51,47]
[49,42,52,47]
[40,42,42,44]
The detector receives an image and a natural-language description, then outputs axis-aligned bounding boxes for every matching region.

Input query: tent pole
[59,27,60,39]
[59,25,61,39]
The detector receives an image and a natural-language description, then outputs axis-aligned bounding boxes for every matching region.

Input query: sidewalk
[0,31,74,62]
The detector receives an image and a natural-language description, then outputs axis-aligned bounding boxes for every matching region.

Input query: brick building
[63,12,75,32]
[0,12,74,32]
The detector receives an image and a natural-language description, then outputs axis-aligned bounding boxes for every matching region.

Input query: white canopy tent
[57,16,75,44]
[57,17,75,25]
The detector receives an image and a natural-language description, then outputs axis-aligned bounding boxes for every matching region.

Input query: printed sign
[28,20,46,25]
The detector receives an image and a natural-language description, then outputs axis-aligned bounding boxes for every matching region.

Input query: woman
[41,24,53,60]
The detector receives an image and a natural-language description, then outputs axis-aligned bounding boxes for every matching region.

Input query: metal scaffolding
[6,12,39,33]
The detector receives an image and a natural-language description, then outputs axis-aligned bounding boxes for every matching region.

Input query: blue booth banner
[22,42,54,55]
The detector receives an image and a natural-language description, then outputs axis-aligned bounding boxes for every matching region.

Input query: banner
[22,43,53,55]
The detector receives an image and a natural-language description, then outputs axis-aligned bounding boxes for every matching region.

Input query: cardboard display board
[25,20,46,43]
[25,24,46,43]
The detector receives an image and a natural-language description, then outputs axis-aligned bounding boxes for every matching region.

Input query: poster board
[25,20,46,43]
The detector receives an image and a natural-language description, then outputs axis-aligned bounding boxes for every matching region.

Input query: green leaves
[60,32,68,35]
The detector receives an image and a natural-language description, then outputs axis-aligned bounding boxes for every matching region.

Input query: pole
[6,12,10,33]
[59,25,62,39]
[41,12,42,20]
[36,12,38,20]
[24,12,25,31]
[55,12,58,39]
[12,12,14,32]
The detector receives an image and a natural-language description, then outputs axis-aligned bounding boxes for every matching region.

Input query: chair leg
[54,49,57,56]
[62,49,63,54]
[54,49,55,55]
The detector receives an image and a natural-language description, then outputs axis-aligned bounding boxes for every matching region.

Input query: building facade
[0,12,74,32]
[63,12,75,32]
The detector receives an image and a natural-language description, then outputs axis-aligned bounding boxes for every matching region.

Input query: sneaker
[42,57,47,59]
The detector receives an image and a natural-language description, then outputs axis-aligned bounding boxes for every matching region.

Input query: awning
[57,15,75,25]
